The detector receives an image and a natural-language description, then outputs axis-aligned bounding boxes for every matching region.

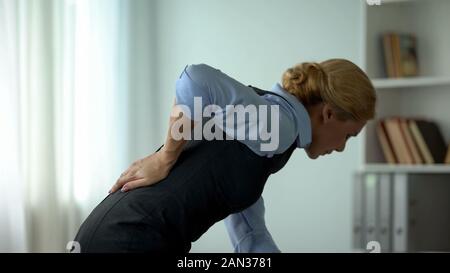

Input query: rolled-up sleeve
[224,197,281,253]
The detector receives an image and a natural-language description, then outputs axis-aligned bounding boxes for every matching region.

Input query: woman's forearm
[158,101,196,168]
[109,101,195,193]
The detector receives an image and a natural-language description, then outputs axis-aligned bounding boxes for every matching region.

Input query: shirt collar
[270,83,312,148]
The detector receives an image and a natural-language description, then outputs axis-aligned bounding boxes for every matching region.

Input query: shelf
[372,76,450,89]
[380,0,414,4]
[360,164,450,174]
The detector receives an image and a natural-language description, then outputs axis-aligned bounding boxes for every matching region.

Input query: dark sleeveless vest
[74,86,297,253]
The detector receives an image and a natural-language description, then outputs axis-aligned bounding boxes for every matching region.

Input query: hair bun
[282,62,328,105]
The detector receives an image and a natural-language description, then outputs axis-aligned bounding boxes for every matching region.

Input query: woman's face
[305,103,366,159]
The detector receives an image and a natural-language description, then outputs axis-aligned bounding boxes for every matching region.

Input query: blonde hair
[282,59,376,121]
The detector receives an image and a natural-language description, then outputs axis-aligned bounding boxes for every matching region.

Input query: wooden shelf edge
[372,76,450,89]
[359,164,450,174]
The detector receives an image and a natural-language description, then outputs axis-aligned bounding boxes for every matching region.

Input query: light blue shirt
[175,64,312,252]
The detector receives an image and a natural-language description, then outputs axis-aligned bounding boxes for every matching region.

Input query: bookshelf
[361,0,450,167]
[354,0,450,253]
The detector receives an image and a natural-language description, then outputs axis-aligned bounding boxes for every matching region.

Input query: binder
[364,174,378,246]
[356,171,450,253]
[377,173,392,252]
[352,172,364,251]
[392,173,408,252]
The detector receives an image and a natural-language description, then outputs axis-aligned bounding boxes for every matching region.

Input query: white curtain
[0,0,132,252]
[0,0,27,252]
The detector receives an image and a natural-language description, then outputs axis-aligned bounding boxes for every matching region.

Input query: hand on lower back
[109,98,190,194]
[109,150,175,193]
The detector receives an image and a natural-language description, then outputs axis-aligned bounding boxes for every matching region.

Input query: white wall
[126,0,160,160]
[153,0,365,252]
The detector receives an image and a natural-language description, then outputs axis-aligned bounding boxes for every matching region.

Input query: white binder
[392,173,408,252]
[352,172,364,251]
[377,173,392,252]
[364,173,378,246]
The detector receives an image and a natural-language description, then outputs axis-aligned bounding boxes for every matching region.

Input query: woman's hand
[109,149,177,193]
[109,98,191,194]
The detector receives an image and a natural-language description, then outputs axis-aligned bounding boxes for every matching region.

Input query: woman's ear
[321,103,335,124]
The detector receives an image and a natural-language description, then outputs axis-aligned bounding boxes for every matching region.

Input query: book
[396,118,416,164]
[446,145,450,164]
[376,120,397,164]
[399,118,423,164]
[382,33,396,78]
[398,34,419,77]
[384,118,414,164]
[392,34,402,78]
[414,120,447,164]
[409,120,434,164]
[381,33,419,78]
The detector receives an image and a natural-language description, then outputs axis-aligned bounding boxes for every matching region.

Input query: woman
[74,59,376,253]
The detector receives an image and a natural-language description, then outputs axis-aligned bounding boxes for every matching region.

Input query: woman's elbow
[184,64,219,88]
